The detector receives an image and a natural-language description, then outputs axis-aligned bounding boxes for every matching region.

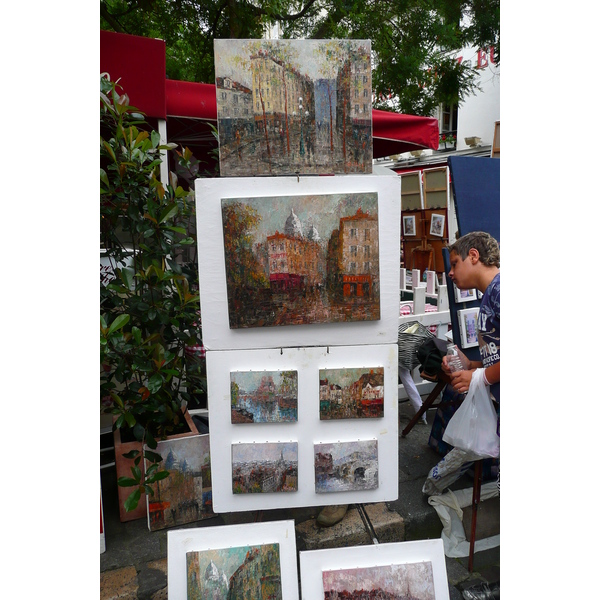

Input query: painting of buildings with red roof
[214,39,372,176]
[222,192,379,329]
[146,434,215,532]
[322,560,435,600]
[187,543,282,600]
[319,367,384,420]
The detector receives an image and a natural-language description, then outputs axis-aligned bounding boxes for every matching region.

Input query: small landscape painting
[222,192,380,329]
[214,38,372,176]
[322,560,435,600]
[232,442,298,494]
[230,370,298,423]
[319,367,384,419]
[186,542,282,600]
[314,439,378,493]
[146,435,214,531]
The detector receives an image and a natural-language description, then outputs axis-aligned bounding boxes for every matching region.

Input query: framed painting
[453,286,477,303]
[458,307,480,349]
[221,191,380,329]
[402,214,416,236]
[230,370,298,423]
[232,441,298,494]
[168,520,299,599]
[314,439,378,493]
[299,539,450,600]
[319,367,384,420]
[145,434,215,532]
[429,213,445,237]
[214,39,372,176]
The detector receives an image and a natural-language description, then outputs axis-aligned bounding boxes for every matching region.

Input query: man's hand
[450,369,475,394]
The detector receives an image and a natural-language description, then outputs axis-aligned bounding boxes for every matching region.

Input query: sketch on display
[232,442,298,494]
[222,192,380,329]
[429,213,445,237]
[214,39,372,176]
[230,370,298,423]
[322,560,436,600]
[319,367,384,419]
[314,439,378,493]
[453,286,477,303]
[186,542,282,600]
[458,307,479,349]
[145,435,214,531]
[402,215,416,236]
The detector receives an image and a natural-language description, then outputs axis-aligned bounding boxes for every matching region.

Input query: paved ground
[100,399,499,599]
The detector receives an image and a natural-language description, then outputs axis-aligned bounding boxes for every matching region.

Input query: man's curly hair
[448,231,500,267]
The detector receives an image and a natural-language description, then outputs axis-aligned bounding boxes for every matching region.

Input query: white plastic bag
[442,368,499,458]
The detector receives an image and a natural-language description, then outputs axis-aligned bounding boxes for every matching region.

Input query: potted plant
[439,133,456,150]
[100,74,205,520]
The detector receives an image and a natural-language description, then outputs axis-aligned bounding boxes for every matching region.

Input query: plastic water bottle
[446,344,464,373]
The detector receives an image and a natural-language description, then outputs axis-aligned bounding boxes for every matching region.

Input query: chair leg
[468,460,484,572]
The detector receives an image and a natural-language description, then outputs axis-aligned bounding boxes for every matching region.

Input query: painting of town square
[322,561,436,600]
[222,192,379,329]
[232,442,298,494]
[214,39,372,176]
[314,439,378,493]
[146,435,214,531]
[230,370,298,423]
[319,367,384,420]
[186,542,282,600]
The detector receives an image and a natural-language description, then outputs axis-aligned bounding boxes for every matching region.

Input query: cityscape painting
[232,442,298,494]
[319,367,384,420]
[214,39,372,176]
[230,370,298,423]
[146,435,214,531]
[186,542,282,600]
[222,192,380,329]
[314,439,378,493]
[322,561,436,600]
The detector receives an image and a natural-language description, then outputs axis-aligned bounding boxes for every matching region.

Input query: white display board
[299,539,449,600]
[207,344,398,513]
[196,173,401,351]
[168,520,299,599]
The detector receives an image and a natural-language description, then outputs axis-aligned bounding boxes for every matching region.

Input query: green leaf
[124,487,142,512]
[151,130,161,147]
[117,476,138,488]
[143,450,163,464]
[122,450,140,460]
[146,470,170,484]
[107,314,130,335]
[159,204,178,224]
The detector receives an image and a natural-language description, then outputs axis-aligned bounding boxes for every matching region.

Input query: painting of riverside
[314,440,378,493]
[186,542,282,600]
[146,435,214,531]
[222,192,380,329]
[322,561,435,600]
[232,442,298,494]
[320,367,384,420]
[230,370,298,423]
[214,39,372,176]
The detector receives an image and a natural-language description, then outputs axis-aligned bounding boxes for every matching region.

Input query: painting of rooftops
[319,367,384,420]
[214,39,372,176]
[221,192,379,329]
[322,561,436,600]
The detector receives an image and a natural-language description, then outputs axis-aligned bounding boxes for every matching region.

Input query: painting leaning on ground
[221,192,380,329]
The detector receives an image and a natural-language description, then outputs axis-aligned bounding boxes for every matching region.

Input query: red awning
[101,30,439,159]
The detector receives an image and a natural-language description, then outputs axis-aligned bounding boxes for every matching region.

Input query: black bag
[416,337,450,380]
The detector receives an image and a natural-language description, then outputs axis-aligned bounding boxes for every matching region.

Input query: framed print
[458,307,479,348]
[299,538,449,600]
[168,520,299,599]
[402,215,416,236]
[429,213,445,237]
[453,286,477,303]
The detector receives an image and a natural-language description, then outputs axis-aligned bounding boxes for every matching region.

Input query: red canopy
[101,30,439,160]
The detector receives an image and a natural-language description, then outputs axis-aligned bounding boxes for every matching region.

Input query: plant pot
[113,409,199,522]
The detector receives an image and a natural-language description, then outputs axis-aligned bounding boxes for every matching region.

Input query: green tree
[100,0,499,116]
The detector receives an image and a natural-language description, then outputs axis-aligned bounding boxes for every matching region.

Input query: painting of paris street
[322,561,436,600]
[314,440,378,493]
[320,367,384,420]
[230,370,298,423]
[186,543,282,600]
[214,39,372,176]
[222,192,380,329]
[232,442,298,494]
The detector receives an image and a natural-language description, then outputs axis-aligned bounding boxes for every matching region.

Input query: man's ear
[468,248,480,264]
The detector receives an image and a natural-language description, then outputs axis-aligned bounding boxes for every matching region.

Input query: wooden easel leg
[401,380,445,437]
[468,460,483,573]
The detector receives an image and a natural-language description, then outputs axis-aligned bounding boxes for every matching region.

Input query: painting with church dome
[322,560,435,600]
[186,542,282,600]
[214,39,372,176]
[221,192,380,329]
